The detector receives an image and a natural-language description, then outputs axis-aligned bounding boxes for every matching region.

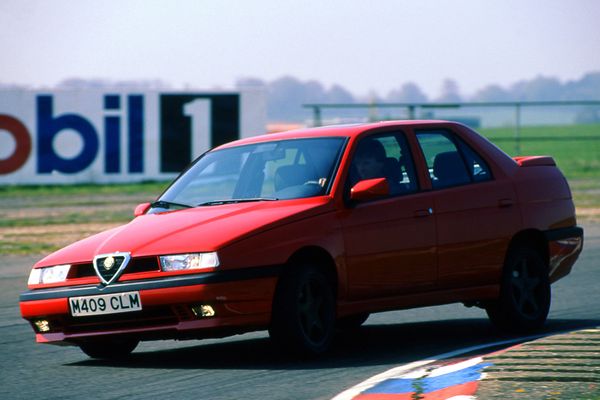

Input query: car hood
[35,197,334,267]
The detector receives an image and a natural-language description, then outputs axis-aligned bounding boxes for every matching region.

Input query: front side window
[416,130,491,189]
[348,132,418,196]
[158,137,346,207]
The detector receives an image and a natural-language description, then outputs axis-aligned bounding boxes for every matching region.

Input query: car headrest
[383,157,401,182]
[432,151,470,188]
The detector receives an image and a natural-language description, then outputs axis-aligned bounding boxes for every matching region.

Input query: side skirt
[337,284,500,318]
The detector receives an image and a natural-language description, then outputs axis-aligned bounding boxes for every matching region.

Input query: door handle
[414,208,433,218]
[498,198,515,208]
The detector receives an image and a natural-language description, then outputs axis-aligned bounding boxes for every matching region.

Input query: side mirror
[350,178,389,202]
[134,202,151,217]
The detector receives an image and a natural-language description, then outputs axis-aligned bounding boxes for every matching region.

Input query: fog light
[34,319,51,332]
[191,304,215,318]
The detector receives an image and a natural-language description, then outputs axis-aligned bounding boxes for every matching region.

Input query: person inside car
[352,139,404,195]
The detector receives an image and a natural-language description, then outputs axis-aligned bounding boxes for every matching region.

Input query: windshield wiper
[151,200,192,209]
[196,197,279,207]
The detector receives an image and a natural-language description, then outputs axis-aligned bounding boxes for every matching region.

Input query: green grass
[0,211,132,228]
[570,180,600,209]
[0,181,171,199]
[0,183,172,256]
[0,241,58,255]
[479,124,600,179]
[479,124,600,210]
[479,124,600,212]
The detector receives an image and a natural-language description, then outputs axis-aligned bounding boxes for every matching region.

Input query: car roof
[215,120,457,150]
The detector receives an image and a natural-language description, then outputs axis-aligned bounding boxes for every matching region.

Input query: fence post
[514,103,522,155]
[312,106,322,127]
[407,105,416,120]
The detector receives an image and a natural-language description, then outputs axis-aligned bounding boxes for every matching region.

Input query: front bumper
[545,226,584,283]
[20,266,281,345]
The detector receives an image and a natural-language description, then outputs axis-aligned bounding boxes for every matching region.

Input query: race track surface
[1,223,598,400]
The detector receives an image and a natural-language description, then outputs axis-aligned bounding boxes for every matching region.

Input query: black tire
[337,313,370,330]
[79,338,139,359]
[269,264,336,355]
[486,246,550,332]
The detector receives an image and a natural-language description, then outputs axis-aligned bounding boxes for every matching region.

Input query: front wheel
[486,247,550,332]
[269,265,336,355]
[79,338,139,359]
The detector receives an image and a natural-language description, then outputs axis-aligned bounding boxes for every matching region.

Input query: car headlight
[159,252,220,272]
[28,264,71,285]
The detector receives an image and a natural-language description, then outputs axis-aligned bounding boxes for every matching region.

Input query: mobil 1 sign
[0,90,265,184]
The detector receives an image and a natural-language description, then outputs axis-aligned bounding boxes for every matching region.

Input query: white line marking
[428,356,483,378]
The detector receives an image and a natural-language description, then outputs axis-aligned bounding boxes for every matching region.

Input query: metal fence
[303,100,600,154]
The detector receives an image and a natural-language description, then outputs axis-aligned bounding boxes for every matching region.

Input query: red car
[20,120,583,358]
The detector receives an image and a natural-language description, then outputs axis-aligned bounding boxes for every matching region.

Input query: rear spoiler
[513,156,556,167]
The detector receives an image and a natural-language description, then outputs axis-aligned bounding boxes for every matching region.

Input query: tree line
[2,72,598,123]
[237,72,600,122]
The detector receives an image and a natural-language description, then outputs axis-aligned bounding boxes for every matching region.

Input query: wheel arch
[285,246,339,296]
[507,229,549,267]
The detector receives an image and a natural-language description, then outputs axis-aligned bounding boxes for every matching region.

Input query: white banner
[0,89,266,184]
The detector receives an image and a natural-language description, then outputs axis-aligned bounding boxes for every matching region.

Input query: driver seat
[274,165,313,191]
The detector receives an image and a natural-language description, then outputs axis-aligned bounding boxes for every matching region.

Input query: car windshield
[157,137,346,207]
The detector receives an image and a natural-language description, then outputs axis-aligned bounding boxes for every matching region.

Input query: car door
[415,128,521,290]
[340,131,437,300]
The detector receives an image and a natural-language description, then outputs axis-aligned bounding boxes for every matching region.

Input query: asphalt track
[1,222,598,400]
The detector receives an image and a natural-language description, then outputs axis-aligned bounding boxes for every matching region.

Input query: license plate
[69,291,142,317]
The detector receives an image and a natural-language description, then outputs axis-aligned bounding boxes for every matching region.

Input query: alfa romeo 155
[20,120,583,358]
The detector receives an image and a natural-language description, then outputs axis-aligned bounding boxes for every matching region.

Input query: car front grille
[69,256,160,279]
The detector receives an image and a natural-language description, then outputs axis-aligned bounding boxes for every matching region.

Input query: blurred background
[1,0,599,254]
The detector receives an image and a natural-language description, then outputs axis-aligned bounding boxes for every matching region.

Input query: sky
[1,0,600,98]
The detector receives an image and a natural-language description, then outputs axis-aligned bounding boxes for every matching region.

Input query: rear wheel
[79,338,139,359]
[486,246,550,332]
[269,264,336,355]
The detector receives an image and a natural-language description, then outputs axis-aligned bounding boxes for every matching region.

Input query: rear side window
[457,141,492,183]
[416,130,492,189]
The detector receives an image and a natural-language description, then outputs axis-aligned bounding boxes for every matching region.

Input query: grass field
[479,124,600,179]
[1,124,598,255]
[0,183,168,255]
